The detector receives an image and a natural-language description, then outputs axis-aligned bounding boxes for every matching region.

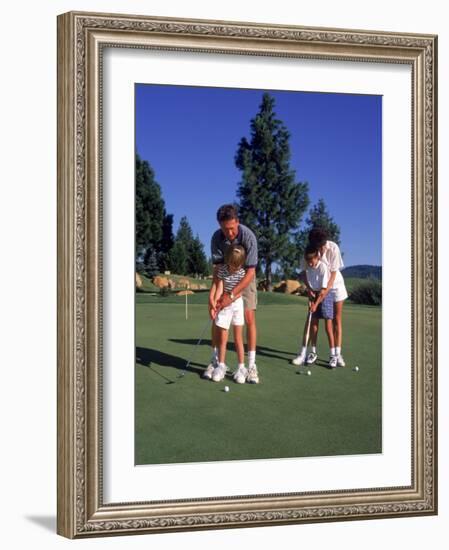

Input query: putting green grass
[135,293,382,465]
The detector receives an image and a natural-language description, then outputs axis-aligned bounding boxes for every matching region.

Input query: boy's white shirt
[305,260,330,291]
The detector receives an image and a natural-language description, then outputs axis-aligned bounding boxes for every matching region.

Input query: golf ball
[307,370,312,376]
[224,386,230,392]
[353,366,359,372]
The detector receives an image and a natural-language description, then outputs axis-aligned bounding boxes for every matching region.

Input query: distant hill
[342,265,382,280]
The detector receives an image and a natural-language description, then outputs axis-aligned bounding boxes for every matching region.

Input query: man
[203,204,259,383]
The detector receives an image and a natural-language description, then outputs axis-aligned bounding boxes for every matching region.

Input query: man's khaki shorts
[242,275,257,310]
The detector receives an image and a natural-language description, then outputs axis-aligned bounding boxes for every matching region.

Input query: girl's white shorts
[215,297,245,329]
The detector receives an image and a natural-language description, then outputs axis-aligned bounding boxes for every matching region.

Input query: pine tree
[280,200,341,279]
[188,235,209,277]
[169,217,195,276]
[235,93,309,290]
[135,154,165,263]
[143,246,159,278]
[158,213,175,272]
[168,240,188,275]
[304,199,341,245]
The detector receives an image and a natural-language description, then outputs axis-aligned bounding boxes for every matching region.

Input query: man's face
[220,218,239,241]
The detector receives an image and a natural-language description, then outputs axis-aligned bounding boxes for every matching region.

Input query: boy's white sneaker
[306,352,318,365]
[337,355,346,367]
[247,364,259,384]
[329,355,338,369]
[291,353,306,366]
[212,364,227,382]
[202,362,216,379]
[233,366,248,384]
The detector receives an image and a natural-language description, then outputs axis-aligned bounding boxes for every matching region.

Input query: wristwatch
[229,291,235,300]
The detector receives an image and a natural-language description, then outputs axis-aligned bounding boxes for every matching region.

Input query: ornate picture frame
[57,11,437,538]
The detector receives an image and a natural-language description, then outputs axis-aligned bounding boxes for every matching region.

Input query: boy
[308,227,348,366]
[292,245,338,368]
[208,245,250,384]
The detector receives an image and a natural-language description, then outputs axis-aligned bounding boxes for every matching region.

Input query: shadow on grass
[136,346,205,379]
[169,339,299,366]
[311,359,333,370]
[169,338,238,353]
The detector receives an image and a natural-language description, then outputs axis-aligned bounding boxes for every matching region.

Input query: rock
[136,273,143,289]
[177,290,194,296]
[177,278,191,289]
[273,280,285,292]
[257,280,269,291]
[153,276,169,288]
[274,280,301,294]
[168,279,176,289]
[190,283,199,290]
[199,284,208,290]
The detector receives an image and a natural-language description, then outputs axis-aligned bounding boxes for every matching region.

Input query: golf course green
[135,291,382,465]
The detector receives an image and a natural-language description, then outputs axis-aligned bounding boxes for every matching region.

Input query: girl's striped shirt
[217,265,246,293]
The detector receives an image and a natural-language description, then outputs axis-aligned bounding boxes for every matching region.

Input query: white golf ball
[353,366,359,372]
[307,370,312,376]
[224,386,230,392]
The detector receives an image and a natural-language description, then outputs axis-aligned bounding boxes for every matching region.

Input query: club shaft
[304,310,312,347]
[185,319,212,369]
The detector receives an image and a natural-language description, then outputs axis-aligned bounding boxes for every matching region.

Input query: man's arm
[218,267,255,308]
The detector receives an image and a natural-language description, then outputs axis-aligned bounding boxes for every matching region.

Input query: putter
[178,318,212,378]
[297,307,313,373]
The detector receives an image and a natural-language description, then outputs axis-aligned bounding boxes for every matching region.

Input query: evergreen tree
[188,235,209,277]
[176,216,194,248]
[235,93,309,290]
[304,198,341,245]
[168,217,208,276]
[280,200,341,279]
[158,213,175,272]
[135,154,165,263]
[168,240,188,275]
[169,217,194,275]
[143,246,159,278]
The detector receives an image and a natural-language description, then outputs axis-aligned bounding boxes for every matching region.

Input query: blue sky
[135,84,382,267]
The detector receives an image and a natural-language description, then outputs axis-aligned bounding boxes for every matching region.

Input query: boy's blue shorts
[312,293,334,320]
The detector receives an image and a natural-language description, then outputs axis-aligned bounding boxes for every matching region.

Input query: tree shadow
[136,346,205,379]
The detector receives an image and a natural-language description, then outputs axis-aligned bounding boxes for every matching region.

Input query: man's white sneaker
[233,366,248,384]
[337,355,346,367]
[306,352,318,365]
[329,355,338,368]
[212,363,227,382]
[291,354,306,366]
[202,362,216,380]
[247,364,259,384]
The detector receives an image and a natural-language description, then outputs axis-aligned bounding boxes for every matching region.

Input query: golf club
[296,306,313,373]
[178,317,213,378]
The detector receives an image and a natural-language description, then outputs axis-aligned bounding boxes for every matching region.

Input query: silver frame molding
[57,11,438,538]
